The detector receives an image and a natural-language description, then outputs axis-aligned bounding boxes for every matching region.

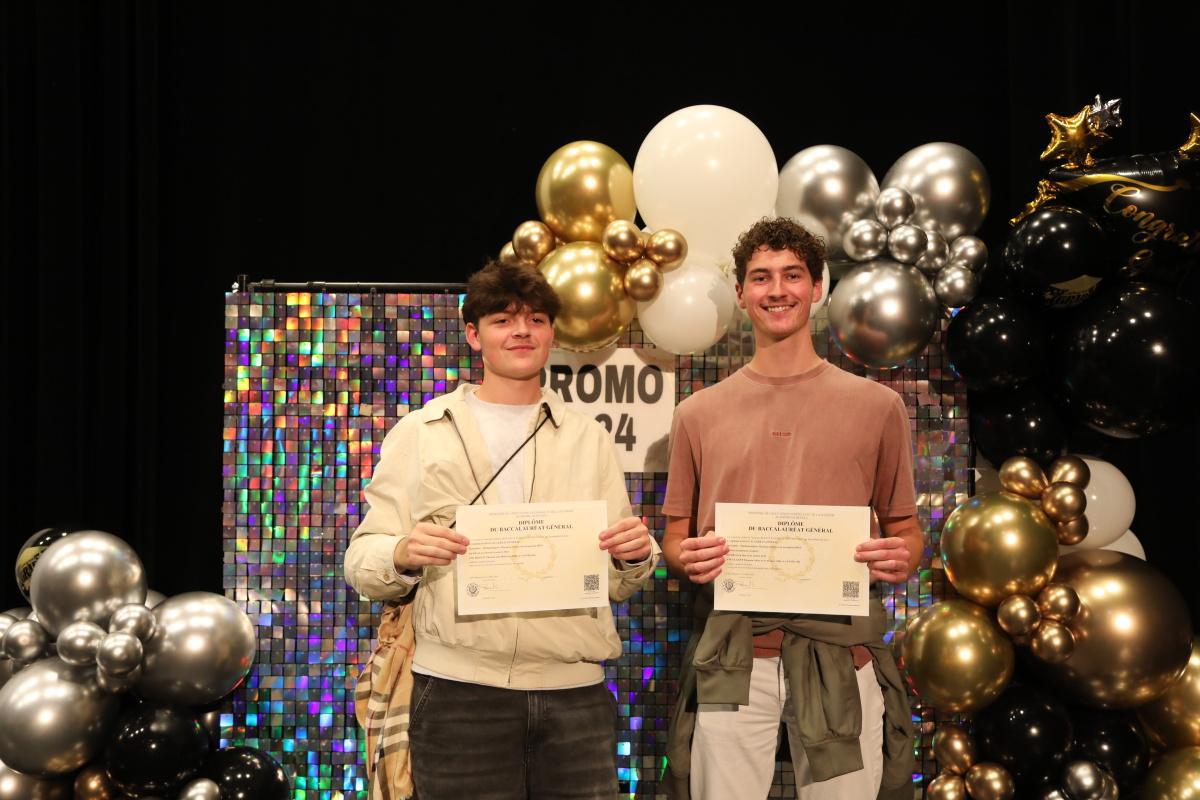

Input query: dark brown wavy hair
[731,217,826,284]
[461,259,561,326]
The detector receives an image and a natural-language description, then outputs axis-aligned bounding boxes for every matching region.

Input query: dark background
[2,1,1198,615]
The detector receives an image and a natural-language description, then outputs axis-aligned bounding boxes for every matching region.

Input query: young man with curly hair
[662,218,922,800]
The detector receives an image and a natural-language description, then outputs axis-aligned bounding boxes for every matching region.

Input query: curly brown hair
[731,217,826,284]
[461,259,562,326]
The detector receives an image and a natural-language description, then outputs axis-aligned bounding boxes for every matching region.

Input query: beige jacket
[344,384,660,689]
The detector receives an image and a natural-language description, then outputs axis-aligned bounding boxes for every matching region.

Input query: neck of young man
[745,323,823,377]
[475,370,543,405]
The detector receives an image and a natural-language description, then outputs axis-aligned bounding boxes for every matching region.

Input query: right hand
[677,532,728,584]
[393,522,469,570]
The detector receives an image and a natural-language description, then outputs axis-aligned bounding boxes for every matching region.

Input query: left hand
[600,516,652,563]
[854,536,912,583]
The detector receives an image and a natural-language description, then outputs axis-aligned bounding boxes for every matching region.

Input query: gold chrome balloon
[624,259,663,303]
[997,594,1040,637]
[940,493,1059,607]
[964,763,1016,800]
[75,765,118,799]
[1041,482,1087,524]
[1137,746,1200,800]
[1049,455,1091,488]
[601,220,645,264]
[1037,583,1081,622]
[1139,639,1200,749]
[646,229,688,272]
[1031,620,1075,664]
[1040,550,1193,708]
[538,242,635,352]
[998,457,1047,499]
[535,141,636,243]
[900,599,1014,713]
[1057,517,1089,546]
[926,773,967,800]
[512,220,556,265]
[933,724,976,775]
[499,242,525,267]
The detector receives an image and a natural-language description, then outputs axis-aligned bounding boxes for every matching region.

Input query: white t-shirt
[464,390,541,504]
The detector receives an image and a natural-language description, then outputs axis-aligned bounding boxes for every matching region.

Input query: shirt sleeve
[872,392,917,519]
[343,419,421,601]
[661,405,700,519]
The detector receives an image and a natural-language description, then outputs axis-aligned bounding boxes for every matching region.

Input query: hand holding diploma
[393,522,470,570]
[599,516,653,563]
[676,532,729,585]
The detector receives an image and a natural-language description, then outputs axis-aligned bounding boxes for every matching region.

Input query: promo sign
[541,348,676,473]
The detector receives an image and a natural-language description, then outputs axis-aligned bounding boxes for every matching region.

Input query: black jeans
[408,673,619,800]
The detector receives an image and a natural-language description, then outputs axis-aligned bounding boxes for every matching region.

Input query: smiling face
[737,246,823,344]
[465,303,554,383]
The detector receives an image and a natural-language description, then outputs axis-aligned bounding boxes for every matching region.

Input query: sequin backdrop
[222,290,968,798]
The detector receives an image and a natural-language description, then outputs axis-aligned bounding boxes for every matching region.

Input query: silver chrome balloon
[1062,761,1115,800]
[886,224,929,265]
[949,235,989,272]
[3,619,49,662]
[842,218,888,261]
[916,230,950,274]
[178,778,223,800]
[29,531,146,636]
[0,614,16,647]
[875,187,915,229]
[1,608,31,621]
[0,657,119,777]
[96,632,142,677]
[108,603,156,642]
[828,259,939,369]
[54,621,106,667]
[140,592,256,706]
[934,264,980,308]
[96,664,142,694]
[0,756,71,799]
[881,142,991,240]
[776,145,879,260]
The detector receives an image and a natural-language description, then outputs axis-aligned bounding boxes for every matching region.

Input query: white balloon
[637,256,737,355]
[973,456,1003,496]
[1063,457,1136,550]
[1102,529,1145,560]
[634,105,778,261]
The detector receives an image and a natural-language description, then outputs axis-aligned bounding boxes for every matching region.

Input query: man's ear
[465,322,482,353]
[812,281,823,303]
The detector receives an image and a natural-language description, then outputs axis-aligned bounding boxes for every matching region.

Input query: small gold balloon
[1041,482,1087,524]
[512,220,556,265]
[999,456,1048,499]
[1041,550,1193,708]
[499,241,524,267]
[940,492,1060,607]
[646,228,689,272]
[1137,746,1200,800]
[964,762,1016,800]
[1139,639,1200,749]
[538,242,635,352]
[535,140,636,243]
[1031,619,1076,663]
[624,259,664,303]
[1049,455,1091,488]
[75,764,118,799]
[1037,583,1081,622]
[926,773,968,800]
[900,599,1014,713]
[1057,516,1089,546]
[934,724,976,775]
[601,220,645,264]
[997,594,1041,637]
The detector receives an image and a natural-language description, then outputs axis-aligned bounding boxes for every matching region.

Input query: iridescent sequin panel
[223,294,966,798]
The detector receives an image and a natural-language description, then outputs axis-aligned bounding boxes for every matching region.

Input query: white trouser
[690,655,885,800]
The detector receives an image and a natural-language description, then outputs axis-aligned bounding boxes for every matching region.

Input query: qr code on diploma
[584,573,600,592]
[842,581,860,599]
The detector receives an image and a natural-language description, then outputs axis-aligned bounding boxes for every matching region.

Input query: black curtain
[3,0,1198,615]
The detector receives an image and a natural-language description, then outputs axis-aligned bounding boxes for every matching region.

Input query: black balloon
[974,684,1074,791]
[971,388,1067,466]
[1047,151,1200,273]
[1053,282,1200,437]
[14,526,75,601]
[105,704,210,796]
[1005,206,1109,309]
[1069,707,1151,792]
[947,298,1048,391]
[202,747,291,800]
